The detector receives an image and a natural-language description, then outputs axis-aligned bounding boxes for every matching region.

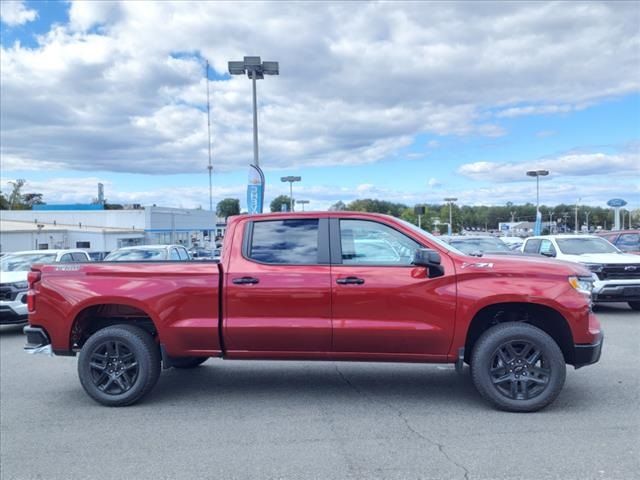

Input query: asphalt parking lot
[1,304,638,480]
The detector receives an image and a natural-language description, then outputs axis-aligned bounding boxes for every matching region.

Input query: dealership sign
[607,198,627,208]
[247,164,265,214]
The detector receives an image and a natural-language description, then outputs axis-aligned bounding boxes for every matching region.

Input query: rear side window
[523,239,541,254]
[71,253,88,262]
[59,253,73,263]
[249,219,319,264]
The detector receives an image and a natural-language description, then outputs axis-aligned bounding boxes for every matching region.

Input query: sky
[1,0,639,212]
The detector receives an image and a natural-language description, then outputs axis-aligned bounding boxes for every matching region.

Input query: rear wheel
[471,322,566,412]
[628,302,640,311]
[170,356,209,369]
[78,324,161,406]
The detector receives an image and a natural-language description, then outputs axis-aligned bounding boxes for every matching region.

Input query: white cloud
[427,178,442,188]
[1,1,638,176]
[457,152,640,182]
[0,0,37,26]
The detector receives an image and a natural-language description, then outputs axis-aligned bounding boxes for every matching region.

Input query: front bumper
[23,326,53,356]
[0,294,28,325]
[592,283,640,303]
[572,332,603,369]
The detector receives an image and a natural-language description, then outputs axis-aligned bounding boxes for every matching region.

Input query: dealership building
[0,205,227,254]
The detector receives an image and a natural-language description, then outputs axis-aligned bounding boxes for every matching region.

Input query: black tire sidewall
[471,322,566,412]
[78,325,160,406]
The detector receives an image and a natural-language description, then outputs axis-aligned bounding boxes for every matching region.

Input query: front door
[224,217,332,356]
[330,218,457,358]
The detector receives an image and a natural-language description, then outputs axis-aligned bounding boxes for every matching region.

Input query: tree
[0,191,9,210]
[23,193,45,208]
[329,200,346,211]
[270,195,293,212]
[216,198,240,219]
[7,179,26,209]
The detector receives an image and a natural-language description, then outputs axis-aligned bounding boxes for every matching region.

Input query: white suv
[0,250,91,325]
[521,235,640,310]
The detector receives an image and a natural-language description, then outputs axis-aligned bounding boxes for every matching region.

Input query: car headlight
[568,275,595,296]
[582,263,604,274]
[12,281,28,290]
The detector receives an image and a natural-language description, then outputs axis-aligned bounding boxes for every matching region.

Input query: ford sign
[607,198,627,208]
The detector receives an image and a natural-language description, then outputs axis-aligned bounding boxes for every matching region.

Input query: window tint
[59,253,73,263]
[169,248,181,260]
[340,220,419,265]
[249,219,319,264]
[523,239,541,253]
[556,237,618,255]
[617,233,639,251]
[539,240,556,256]
[71,253,88,262]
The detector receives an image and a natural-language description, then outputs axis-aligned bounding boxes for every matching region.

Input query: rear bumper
[572,332,603,369]
[23,326,53,356]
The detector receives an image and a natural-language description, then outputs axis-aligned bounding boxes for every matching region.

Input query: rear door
[224,217,332,355]
[329,217,457,357]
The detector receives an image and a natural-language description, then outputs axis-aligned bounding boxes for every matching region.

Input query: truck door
[329,218,456,357]
[224,217,332,356]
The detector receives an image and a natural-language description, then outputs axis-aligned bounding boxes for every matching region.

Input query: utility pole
[574,198,581,234]
[549,212,554,234]
[585,210,591,232]
[205,60,213,212]
[510,211,516,223]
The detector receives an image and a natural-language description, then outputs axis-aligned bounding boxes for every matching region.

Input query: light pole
[585,210,591,232]
[297,200,310,211]
[281,176,301,212]
[228,56,279,168]
[444,197,457,235]
[574,197,581,234]
[526,170,549,235]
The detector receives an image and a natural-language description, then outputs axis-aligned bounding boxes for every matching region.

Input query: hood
[561,253,640,265]
[454,252,591,277]
[0,271,29,284]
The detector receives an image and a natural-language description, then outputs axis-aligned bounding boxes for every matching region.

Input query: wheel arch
[70,302,160,351]
[464,302,575,365]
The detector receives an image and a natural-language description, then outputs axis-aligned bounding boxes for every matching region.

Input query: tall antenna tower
[206,60,213,212]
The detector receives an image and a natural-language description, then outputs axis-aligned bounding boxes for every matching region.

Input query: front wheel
[628,302,640,311]
[471,322,566,412]
[78,324,161,406]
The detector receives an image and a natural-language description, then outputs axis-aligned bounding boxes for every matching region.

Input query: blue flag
[247,164,265,214]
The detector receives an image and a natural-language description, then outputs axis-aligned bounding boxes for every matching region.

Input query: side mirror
[540,250,555,258]
[413,248,445,278]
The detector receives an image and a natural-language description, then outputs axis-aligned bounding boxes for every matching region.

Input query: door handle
[336,276,365,285]
[232,277,260,285]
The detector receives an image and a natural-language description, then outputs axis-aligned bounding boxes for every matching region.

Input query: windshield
[396,218,465,255]
[448,237,513,254]
[104,249,167,261]
[1,253,58,272]
[556,237,620,255]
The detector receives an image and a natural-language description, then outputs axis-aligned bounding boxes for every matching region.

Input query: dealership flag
[247,164,265,214]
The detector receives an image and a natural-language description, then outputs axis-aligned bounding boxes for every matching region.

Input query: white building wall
[1,210,146,230]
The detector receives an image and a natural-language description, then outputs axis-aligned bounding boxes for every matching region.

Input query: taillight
[27,270,41,288]
[27,269,41,313]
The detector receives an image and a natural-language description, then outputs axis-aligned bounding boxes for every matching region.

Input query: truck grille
[598,264,640,280]
[0,285,18,301]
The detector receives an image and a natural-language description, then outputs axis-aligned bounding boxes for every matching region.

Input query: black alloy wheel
[88,340,140,395]
[489,340,550,401]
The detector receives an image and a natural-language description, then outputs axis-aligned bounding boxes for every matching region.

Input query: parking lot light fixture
[280,176,302,211]
[526,170,549,213]
[444,197,458,234]
[297,200,310,212]
[228,56,279,168]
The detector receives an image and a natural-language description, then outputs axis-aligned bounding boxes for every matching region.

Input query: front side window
[617,233,639,252]
[339,219,419,266]
[177,248,190,260]
[539,240,556,256]
[249,219,319,264]
[169,249,181,260]
[59,253,73,263]
[71,253,88,262]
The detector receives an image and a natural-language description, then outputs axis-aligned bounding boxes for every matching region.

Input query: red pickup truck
[24,212,603,411]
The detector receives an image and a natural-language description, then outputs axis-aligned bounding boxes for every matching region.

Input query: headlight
[582,263,604,273]
[12,281,28,290]
[568,275,595,296]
